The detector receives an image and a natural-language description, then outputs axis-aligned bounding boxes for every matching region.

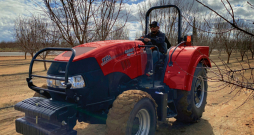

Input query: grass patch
[0,48,22,52]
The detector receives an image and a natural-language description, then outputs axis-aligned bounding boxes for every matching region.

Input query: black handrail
[31,75,65,81]
[34,59,67,63]
[145,5,182,44]
[168,41,185,66]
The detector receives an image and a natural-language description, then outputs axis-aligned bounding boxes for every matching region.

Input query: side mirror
[183,35,192,46]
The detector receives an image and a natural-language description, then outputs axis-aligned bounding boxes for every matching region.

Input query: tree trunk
[250,50,254,59]
[43,62,47,71]
[25,52,27,59]
[227,52,231,64]
[209,48,213,56]
[240,51,245,61]
[43,52,48,71]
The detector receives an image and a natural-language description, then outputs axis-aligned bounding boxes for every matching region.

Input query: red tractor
[14,5,211,135]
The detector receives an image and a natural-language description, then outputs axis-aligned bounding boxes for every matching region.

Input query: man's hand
[144,38,151,42]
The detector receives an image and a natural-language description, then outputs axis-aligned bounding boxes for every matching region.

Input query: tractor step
[14,97,77,135]
[167,100,177,118]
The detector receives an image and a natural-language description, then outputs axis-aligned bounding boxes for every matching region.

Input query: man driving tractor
[144,21,171,63]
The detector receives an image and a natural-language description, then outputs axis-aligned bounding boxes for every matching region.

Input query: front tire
[175,63,208,122]
[106,90,157,135]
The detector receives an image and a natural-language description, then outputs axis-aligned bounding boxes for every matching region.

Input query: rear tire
[106,90,157,135]
[175,63,207,122]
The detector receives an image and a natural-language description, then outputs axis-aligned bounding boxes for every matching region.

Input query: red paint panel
[136,47,147,76]
[164,46,210,91]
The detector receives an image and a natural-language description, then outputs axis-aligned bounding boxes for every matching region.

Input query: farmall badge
[101,55,112,66]
[125,48,134,56]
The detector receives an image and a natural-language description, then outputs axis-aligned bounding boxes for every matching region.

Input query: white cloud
[126,22,142,40]
[0,0,45,42]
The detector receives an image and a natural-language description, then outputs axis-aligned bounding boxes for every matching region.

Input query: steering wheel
[136,38,156,50]
[136,38,145,43]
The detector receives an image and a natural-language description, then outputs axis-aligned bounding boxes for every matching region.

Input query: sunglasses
[150,26,157,28]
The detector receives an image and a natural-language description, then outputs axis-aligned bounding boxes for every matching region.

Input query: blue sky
[0,0,253,42]
[127,0,143,4]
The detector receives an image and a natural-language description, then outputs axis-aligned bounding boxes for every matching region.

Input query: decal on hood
[125,48,134,56]
[101,47,135,66]
[101,55,112,66]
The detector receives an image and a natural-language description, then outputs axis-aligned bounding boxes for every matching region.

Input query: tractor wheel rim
[132,109,150,135]
[194,76,205,108]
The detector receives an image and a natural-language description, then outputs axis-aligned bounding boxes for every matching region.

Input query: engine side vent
[121,59,131,70]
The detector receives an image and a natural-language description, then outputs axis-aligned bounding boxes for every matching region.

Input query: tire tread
[106,90,157,135]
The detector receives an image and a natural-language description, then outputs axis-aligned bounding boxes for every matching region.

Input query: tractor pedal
[167,113,177,118]
[167,99,173,104]
[159,67,164,70]
[146,71,153,76]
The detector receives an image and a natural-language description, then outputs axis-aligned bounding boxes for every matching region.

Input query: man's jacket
[145,31,171,54]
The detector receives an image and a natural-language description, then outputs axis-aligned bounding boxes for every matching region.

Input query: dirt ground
[0,52,254,135]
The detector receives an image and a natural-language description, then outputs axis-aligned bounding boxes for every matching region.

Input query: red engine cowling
[54,40,146,79]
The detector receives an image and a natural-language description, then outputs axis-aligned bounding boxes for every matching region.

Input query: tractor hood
[47,40,144,96]
[54,40,144,62]
[50,40,144,79]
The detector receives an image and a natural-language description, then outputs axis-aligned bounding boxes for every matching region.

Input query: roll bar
[145,5,182,44]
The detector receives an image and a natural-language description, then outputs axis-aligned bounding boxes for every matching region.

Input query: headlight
[47,75,85,89]
[68,75,85,88]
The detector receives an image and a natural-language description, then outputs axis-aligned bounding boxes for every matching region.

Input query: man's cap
[150,21,160,27]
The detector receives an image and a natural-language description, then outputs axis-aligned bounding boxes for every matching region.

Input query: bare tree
[194,14,215,55]
[109,24,129,40]
[42,0,129,46]
[215,20,234,63]
[37,20,61,70]
[14,16,61,70]
[188,0,254,106]
[237,32,249,61]
[248,31,254,59]
[195,0,254,37]
[15,17,40,58]
[0,41,20,52]
[193,0,254,62]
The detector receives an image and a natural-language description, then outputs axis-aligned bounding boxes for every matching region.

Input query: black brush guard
[27,48,76,96]
[15,48,78,135]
